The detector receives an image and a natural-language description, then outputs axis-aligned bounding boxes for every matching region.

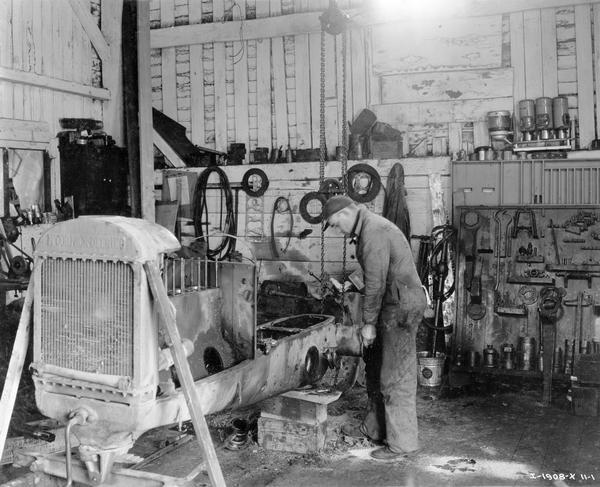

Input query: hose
[64,414,84,487]
[270,197,293,258]
[192,166,237,260]
[423,223,457,332]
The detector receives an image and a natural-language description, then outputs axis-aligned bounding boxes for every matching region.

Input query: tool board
[454,205,600,371]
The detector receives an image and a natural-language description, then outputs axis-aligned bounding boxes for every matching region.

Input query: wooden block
[257,416,326,454]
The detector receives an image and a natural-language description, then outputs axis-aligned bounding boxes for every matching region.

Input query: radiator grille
[40,258,134,376]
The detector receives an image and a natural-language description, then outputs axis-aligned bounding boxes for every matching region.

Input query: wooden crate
[572,384,599,417]
[257,416,327,454]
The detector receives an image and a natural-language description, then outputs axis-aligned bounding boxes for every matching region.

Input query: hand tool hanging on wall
[467,258,486,321]
[270,197,293,258]
[512,209,538,239]
[460,209,481,290]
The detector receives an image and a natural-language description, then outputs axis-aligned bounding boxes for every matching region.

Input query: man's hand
[360,324,377,348]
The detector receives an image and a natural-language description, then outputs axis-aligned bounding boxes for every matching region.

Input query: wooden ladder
[144,262,226,487]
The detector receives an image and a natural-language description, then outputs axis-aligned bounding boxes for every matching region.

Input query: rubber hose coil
[345,163,381,203]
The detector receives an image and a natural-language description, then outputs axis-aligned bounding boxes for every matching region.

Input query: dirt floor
[1,373,599,487]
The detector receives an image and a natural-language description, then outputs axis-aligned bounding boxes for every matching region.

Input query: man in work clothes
[323,195,426,461]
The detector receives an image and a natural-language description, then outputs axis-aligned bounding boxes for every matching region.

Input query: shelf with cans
[454,95,576,162]
[453,205,600,378]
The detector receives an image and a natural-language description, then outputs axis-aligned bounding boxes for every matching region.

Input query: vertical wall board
[593,4,600,139]
[12,0,25,119]
[523,10,543,100]
[272,36,288,149]
[294,34,311,149]
[365,27,380,106]
[0,0,13,118]
[161,0,177,119]
[233,46,250,160]
[350,28,367,120]
[255,0,271,148]
[40,0,53,124]
[510,12,526,123]
[190,1,205,146]
[575,5,595,147]
[448,122,463,155]
[256,37,272,148]
[31,0,43,121]
[308,32,321,150]
[541,8,558,97]
[61,1,75,119]
[214,43,228,152]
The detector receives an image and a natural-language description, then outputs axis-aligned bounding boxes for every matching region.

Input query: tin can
[518,336,536,371]
[467,350,479,368]
[501,343,515,370]
[483,344,497,368]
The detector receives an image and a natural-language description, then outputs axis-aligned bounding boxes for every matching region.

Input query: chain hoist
[318,1,349,303]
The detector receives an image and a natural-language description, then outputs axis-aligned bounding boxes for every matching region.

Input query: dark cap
[322,195,354,230]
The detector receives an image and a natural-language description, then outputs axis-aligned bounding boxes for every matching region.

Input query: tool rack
[453,205,600,384]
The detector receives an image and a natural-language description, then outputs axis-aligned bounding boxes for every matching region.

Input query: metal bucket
[417,352,445,387]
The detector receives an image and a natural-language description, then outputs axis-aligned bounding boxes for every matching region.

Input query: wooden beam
[358,0,600,24]
[575,4,595,147]
[0,281,34,463]
[151,11,322,48]
[593,4,600,140]
[189,0,204,146]
[160,0,177,119]
[153,129,187,168]
[102,0,124,145]
[0,67,110,101]
[67,0,111,63]
[510,12,526,126]
[541,8,558,98]
[144,262,226,487]
[138,0,155,222]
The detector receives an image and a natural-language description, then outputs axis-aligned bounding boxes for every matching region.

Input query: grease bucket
[417,352,445,387]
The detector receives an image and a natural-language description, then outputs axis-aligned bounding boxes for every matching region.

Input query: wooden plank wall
[151,1,600,159]
[157,157,451,295]
[0,0,103,142]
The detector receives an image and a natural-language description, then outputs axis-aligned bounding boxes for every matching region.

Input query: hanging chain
[319,25,327,301]
[340,28,348,303]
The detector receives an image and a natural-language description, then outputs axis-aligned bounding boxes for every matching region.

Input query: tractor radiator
[39,257,134,377]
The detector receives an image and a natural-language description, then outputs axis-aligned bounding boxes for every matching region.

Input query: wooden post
[137,0,155,222]
[0,280,34,460]
[144,262,226,487]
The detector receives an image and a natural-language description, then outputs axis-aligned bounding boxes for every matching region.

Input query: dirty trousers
[362,291,426,453]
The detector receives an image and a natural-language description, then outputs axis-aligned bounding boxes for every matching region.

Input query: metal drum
[535,97,553,139]
[518,99,536,131]
[518,336,536,371]
[552,96,570,139]
[487,111,512,132]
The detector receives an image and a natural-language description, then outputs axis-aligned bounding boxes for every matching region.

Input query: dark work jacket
[354,207,422,327]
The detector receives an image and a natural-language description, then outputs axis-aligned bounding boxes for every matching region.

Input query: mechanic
[323,195,426,461]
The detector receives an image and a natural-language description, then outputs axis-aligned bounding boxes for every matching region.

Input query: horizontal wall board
[371,15,503,75]
[381,68,513,104]
[371,97,513,126]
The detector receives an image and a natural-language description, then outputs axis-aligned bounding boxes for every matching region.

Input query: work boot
[370,446,421,461]
[340,422,383,445]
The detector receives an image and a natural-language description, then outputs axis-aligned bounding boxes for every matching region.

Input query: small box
[571,384,599,416]
[370,139,402,159]
[257,416,327,454]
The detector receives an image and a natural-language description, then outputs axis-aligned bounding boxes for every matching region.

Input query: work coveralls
[353,207,426,453]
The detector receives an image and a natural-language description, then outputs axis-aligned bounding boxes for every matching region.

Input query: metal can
[518,99,536,131]
[467,350,479,368]
[501,343,515,370]
[552,96,570,129]
[535,97,553,130]
[518,336,536,371]
[487,110,512,132]
[483,344,497,368]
